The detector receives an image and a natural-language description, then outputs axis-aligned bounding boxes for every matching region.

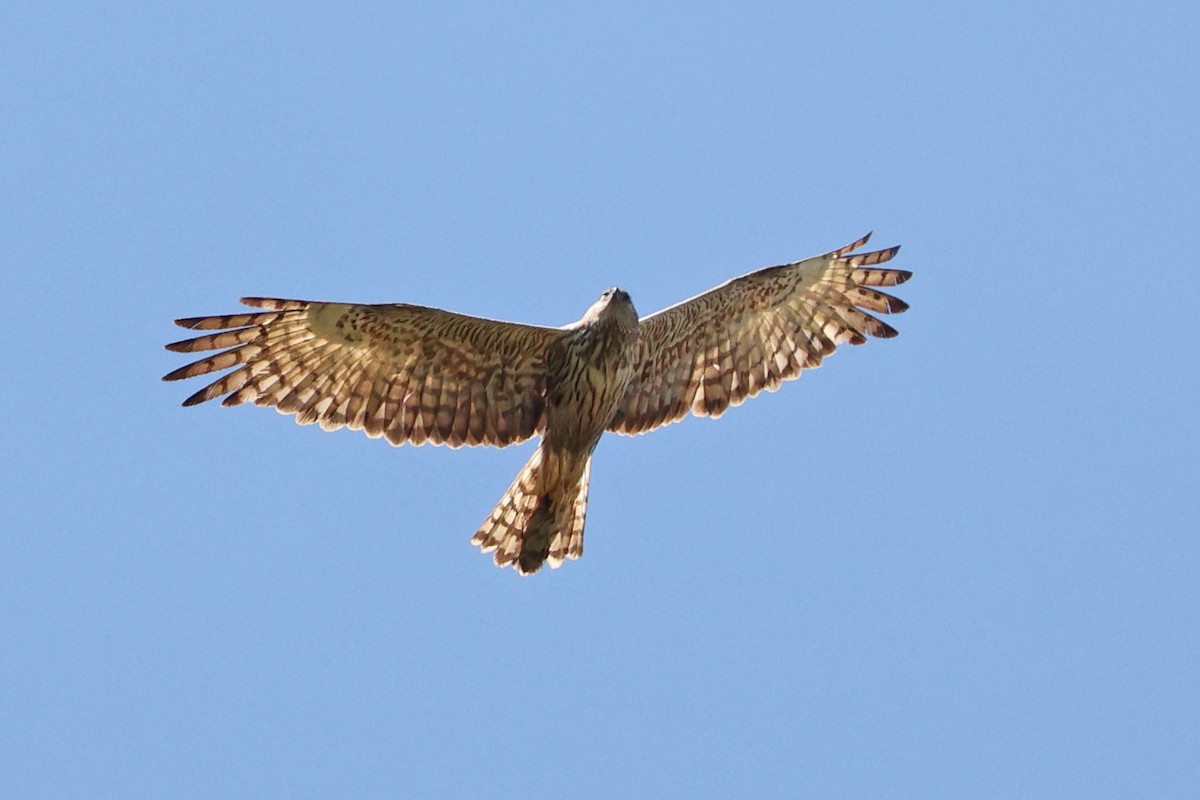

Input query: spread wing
[608,233,911,435]
[163,298,568,448]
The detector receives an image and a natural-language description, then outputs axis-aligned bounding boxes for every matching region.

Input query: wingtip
[181,388,209,407]
[878,244,902,262]
[834,232,873,257]
[240,297,308,311]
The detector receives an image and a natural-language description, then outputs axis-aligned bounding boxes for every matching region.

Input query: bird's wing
[164,298,567,448]
[608,234,911,435]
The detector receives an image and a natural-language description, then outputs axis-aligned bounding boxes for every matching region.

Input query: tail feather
[471,446,591,575]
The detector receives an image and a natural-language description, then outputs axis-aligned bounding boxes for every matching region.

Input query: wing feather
[609,234,910,435]
[165,298,565,448]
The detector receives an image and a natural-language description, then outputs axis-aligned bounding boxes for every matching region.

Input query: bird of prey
[164,233,910,575]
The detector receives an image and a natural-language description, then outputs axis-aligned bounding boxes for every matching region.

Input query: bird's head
[581,287,639,332]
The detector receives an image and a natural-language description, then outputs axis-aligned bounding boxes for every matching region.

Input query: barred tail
[471,445,592,575]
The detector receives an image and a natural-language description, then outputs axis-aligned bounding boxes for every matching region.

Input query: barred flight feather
[607,233,910,435]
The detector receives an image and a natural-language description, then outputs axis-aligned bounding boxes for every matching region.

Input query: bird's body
[473,289,640,572]
[164,234,911,574]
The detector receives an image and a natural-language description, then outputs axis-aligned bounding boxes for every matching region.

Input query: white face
[593,288,639,329]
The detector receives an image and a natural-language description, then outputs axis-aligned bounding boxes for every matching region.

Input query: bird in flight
[164,233,910,575]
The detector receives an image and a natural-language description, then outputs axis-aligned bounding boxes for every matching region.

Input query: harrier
[164,234,910,574]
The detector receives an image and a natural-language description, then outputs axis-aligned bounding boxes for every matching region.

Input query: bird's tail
[471,445,592,575]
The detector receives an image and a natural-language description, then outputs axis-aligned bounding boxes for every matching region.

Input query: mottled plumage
[164,234,911,574]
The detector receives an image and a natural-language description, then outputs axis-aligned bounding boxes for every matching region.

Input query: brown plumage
[164,233,911,574]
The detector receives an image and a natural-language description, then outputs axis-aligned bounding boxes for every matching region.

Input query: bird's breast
[542,326,636,452]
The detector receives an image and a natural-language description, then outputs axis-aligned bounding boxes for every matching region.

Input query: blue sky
[3,2,1198,796]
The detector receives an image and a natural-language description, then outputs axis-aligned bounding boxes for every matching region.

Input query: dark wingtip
[181,389,208,407]
[874,244,901,263]
[240,297,308,310]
